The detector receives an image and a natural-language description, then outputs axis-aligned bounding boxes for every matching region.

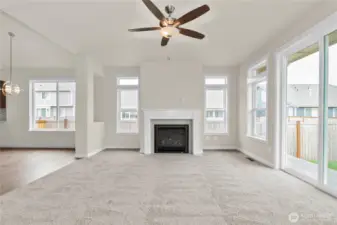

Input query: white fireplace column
[141,109,203,155]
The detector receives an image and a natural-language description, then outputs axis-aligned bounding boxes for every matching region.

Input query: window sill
[29,129,75,132]
[246,135,268,144]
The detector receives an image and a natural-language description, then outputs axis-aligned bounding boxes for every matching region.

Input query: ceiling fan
[128,0,210,46]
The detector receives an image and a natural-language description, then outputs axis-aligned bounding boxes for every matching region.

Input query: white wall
[0,68,75,148]
[103,63,239,150]
[94,75,104,122]
[103,67,140,149]
[0,13,73,68]
[140,61,203,110]
[0,63,238,151]
[75,55,105,158]
[238,2,337,167]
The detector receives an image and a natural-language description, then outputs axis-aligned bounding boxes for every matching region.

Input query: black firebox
[154,124,189,153]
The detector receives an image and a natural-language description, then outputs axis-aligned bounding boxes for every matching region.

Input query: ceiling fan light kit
[128,0,210,46]
[160,26,179,38]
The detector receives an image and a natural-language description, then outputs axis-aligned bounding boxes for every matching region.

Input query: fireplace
[154,124,189,153]
[141,109,203,155]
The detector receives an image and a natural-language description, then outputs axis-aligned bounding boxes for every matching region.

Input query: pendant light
[1,32,22,96]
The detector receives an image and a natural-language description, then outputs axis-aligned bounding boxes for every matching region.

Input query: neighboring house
[34,82,76,121]
[287,84,337,118]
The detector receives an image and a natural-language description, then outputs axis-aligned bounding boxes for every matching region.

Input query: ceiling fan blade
[174,4,210,26]
[178,28,205,39]
[142,0,165,21]
[161,37,169,46]
[128,27,161,32]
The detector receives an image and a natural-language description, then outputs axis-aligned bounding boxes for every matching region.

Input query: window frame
[247,60,268,141]
[204,76,228,135]
[120,108,138,121]
[29,80,76,132]
[116,77,139,134]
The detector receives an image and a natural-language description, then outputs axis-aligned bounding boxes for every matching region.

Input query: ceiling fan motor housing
[160,17,175,27]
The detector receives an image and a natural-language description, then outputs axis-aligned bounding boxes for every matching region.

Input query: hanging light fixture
[1,32,22,96]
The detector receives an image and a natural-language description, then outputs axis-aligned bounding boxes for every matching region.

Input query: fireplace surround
[141,109,203,155]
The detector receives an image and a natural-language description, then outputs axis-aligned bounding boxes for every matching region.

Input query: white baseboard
[88,148,105,158]
[203,145,238,150]
[193,152,203,156]
[75,148,105,159]
[238,148,274,168]
[105,146,140,150]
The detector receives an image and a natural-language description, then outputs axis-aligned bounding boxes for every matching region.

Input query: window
[247,61,268,140]
[30,81,76,131]
[204,77,227,134]
[117,77,139,133]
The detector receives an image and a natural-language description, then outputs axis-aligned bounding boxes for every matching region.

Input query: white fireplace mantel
[141,109,203,155]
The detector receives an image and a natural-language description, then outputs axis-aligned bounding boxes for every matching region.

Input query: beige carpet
[0,151,336,225]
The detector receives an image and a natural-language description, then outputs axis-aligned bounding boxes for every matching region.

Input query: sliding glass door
[324,30,337,191]
[282,26,337,196]
[284,43,320,181]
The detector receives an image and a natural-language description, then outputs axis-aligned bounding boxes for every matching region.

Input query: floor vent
[246,157,255,162]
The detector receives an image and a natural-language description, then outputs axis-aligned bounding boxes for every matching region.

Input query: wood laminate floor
[0,149,74,195]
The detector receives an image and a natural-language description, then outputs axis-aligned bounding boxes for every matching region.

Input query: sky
[288,44,337,86]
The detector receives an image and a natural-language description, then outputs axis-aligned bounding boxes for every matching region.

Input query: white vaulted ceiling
[0,0,329,67]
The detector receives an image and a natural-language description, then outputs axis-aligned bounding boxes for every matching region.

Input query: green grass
[308,160,337,171]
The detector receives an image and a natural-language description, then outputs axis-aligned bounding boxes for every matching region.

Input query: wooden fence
[287,117,337,161]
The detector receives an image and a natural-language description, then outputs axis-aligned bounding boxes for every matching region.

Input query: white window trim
[29,80,76,132]
[204,76,228,135]
[116,77,139,134]
[247,60,268,141]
